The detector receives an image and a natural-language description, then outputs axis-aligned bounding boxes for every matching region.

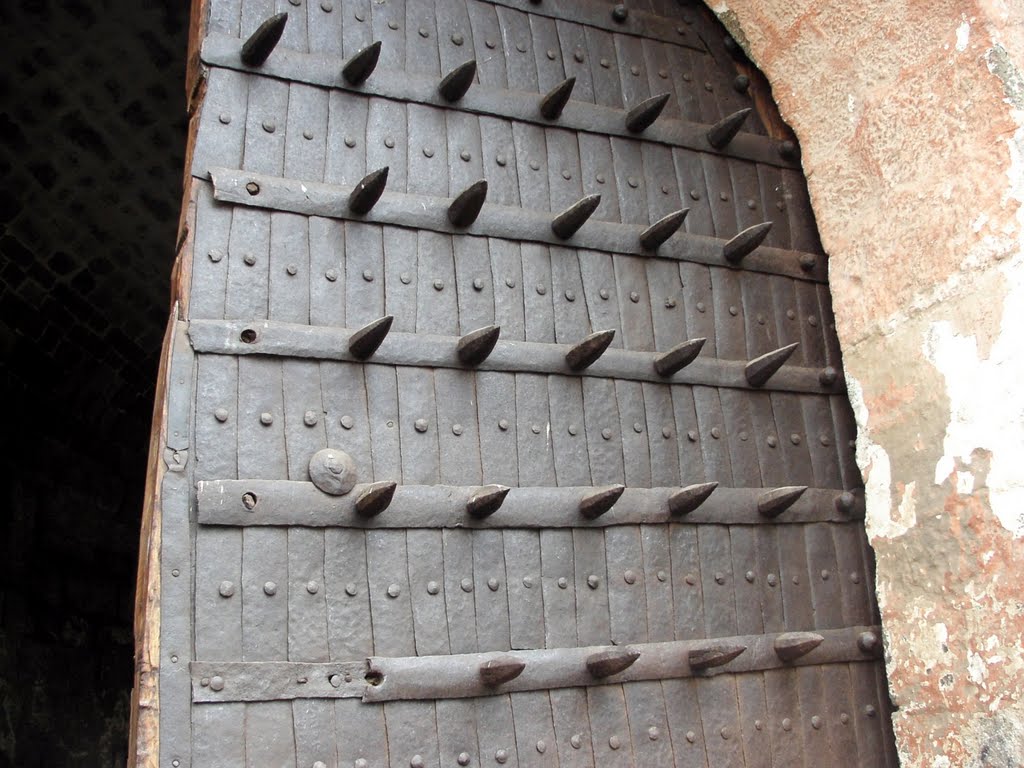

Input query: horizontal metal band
[190,625,882,703]
[209,167,823,282]
[188,319,840,394]
[197,480,862,528]
[482,0,707,51]
[200,34,799,171]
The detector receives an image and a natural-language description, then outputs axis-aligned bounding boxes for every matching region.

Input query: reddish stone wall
[708,1,1024,764]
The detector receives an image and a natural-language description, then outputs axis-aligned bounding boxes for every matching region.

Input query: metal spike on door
[706,107,752,149]
[456,325,501,366]
[447,180,488,227]
[342,40,382,86]
[757,485,808,518]
[348,315,394,360]
[640,209,688,251]
[724,221,773,264]
[354,481,398,518]
[565,329,615,371]
[668,482,718,516]
[479,656,526,686]
[585,647,640,678]
[551,194,602,239]
[466,485,511,519]
[688,644,746,671]
[625,93,671,133]
[579,484,625,520]
[774,632,825,662]
[348,167,389,215]
[745,342,798,387]
[540,77,576,120]
[240,13,288,67]
[439,60,477,102]
[653,337,706,377]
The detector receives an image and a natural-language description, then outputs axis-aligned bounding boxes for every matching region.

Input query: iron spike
[585,647,640,678]
[348,166,389,215]
[774,631,825,662]
[745,342,798,387]
[342,40,383,85]
[539,77,576,120]
[551,194,602,239]
[456,324,501,366]
[467,485,511,519]
[240,13,289,67]
[706,107,752,149]
[448,179,488,227]
[354,481,397,517]
[625,92,671,133]
[479,656,526,686]
[639,208,688,250]
[757,485,807,518]
[723,221,773,264]
[565,329,616,371]
[348,315,394,360]
[668,481,718,516]
[653,337,706,377]
[688,643,746,671]
[439,60,477,102]
[579,484,625,520]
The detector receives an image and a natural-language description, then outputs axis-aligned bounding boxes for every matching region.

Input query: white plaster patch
[956,19,971,52]
[967,650,989,687]
[924,308,1024,537]
[931,757,951,768]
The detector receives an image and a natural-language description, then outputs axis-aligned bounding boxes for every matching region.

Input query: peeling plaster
[956,19,971,52]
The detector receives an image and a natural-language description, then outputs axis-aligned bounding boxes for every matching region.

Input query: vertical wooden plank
[324,90,367,187]
[641,525,674,641]
[540,529,576,647]
[614,254,656,351]
[446,110,485,196]
[477,371,519,487]
[415,232,459,337]
[587,685,633,767]
[624,681,674,766]
[436,699,480,768]
[673,149,714,237]
[710,269,747,361]
[584,26,623,109]
[489,239,526,341]
[335,699,388,768]
[366,98,407,192]
[466,2,507,89]
[435,369,481,486]
[307,0,343,56]
[663,678,711,768]
[192,69,247,180]
[385,701,441,768]
[582,377,625,484]
[645,259,688,353]
[512,121,550,211]
[545,128,584,214]
[343,222,385,328]
[550,687,596,767]
[679,263,717,358]
[606,525,648,644]
[442,529,479,653]
[242,76,288,176]
[365,529,416,657]
[717,389,762,488]
[371,0,405,71]
[308,217,345,327]
[268,213,310,324]
[740,271,778,360]
[643,382,681,487]
[396,367,441,485]
[324,529,373,658]
[616,379,652,487]
[555,20,595,104]
[671,385,705,483]
[340,0,373,57]
[504,529,544,650]
[548,375,591,486]
[610,137,649,226]
[405,0,440,78]
[224,208,269,322]
[473,529,511,651]
[283,83,328,181]
[496,6,538,91]
[453,235,495,333]
[435,0,474,77]
[577,249,622,340]
[190,184,233,321]
[407,104,449,197]
[522,244,556,343]
[692,387,734,484]
[383,227,420,334]
[579,134,621,222]
[406,529,451,656]
[530,13,566,94]
[474,695,519,766]
[510,692,559,768]
[613,33,650,109]
[479,117,520,207]
[516,373,556,485]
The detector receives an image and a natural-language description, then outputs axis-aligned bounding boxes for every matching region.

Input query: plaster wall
[706,1,1024,765]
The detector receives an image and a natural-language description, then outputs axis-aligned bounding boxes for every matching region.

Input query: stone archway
[707,2,1024,765]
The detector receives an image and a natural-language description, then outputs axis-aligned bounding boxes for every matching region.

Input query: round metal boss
[308,448,358,496]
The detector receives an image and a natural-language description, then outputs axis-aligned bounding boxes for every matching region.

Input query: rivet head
[208,248,224,262]
[711,427,722,439]
[362,269,374,282]
[851,572,861,584]
[498,419,509,431]
[858,630,879,653]
[487,577,499,591]
[246,181,260,195]
[596,173,606,184]
[786,309,796,320]
[387,583,401,598]
[209,676,225,692]
[260,412,274,426]
[767,436,778,448]
[609,735,621,750]
[262,120,276,133]
[452,423,464,436]
[808,315,819,327]
[568,424,578,436]
[600,58,610,68]
[505,277,516,288]
[460,150,471,162]
[623,569,637,585]
[656,570,667,582]
[218,580,235,598]
[523,576,534,588]
[689,189,701,200]
[171,569,180,577]
[218,113,231,125]
[686,730,696,743]
[728,305,738,316]
[790,433,802,445]
[495,153,506,166]
[687,430,698,442]
[633,422,643,433]
[720,726,731,740]
[757,313,766,324]
[801,254,817,272]
[355,761,368,768]
[457,753,470,766]
[214,408,229,423]
[611,4,628,22]
[840,712,850,724]
[414,418,429,433]
[739,430,748,441]
[747,198,757,210]
[627,177,639,189]
[432,279,444,291]
[821,569,830,580]
[313,762,327,768]
[570,734,582,749]
[696,301,706,313]
[665,297,677,308]
[452,34,464,46]
[516,42,527,53]
[864,705,877,718]
[461,577,474,593]
[557,576,568,589]
[630,65,640,76]
[345,583,358,596]
[325,268,338,282]
[648,726,660,740]
[306,580,320,594]
[411,756,424,768]
[536,284,547,295]
[485,39,496,49]
[820,366,839,386]
[400,272,412,284]
[767,573,778,586]
[417,27,429,39]
[601,428,612,440]
[574,50,585,63]
[714,572,725,585]
[536,740,546,754]
[495,749,508,764]
[529,160,540,171]
[243,253,257,266]
[811,715,822,729]
[263,581,277,596]
[426,580,440,595]
[629,291,640,303]
[782,718,792,731]
[755,719,763,730]
[303,410,318,426]
[341,415,355,429]
[344,136,357,148]
[547,49,557,61]
[303,129,314,140]
[243,492,258,510]
[473,278,485,291]
[531,424,541,435]
[587,574,600,589]
[599,288,610,299]
[662,427,672,438]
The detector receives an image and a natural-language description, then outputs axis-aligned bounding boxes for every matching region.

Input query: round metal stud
[498,419,509,431]
[657,570,667,582]
[720,727,731,740]
[587,575,600,589]
[547,49,557,60]
[218,113,232,125]
[687,430,698,442]
[522,576,534,588]
[529,160,540,171]
[600,58,610,69]
[306,580,320,594]
[840,712,850,724]
[648,726,660,740]
[745,571,755,583]
[262,120,276,133]
[599,288,610,299]
[714,572,725,585]
[345,136,357,148]
[568,424,578,436]
[210,676,225,692]
[457,753,470,766]
[303,410,318,426]
[387,583,401,598]
[633,422,643,433]
[627,177,639,188]
[426,581,440,595]
[505,277,516,288]
[452,424,463,436]
[260,412,273,425]
[811,715,822,730]
[570,734,582,749]
[243,253,257,266]
[362,269,374,282]
[345,583,358,596]
[460,150,471,162]
[611,4,628,22]
[325,268,338,282]
[685,574,696,586]
[536,284,547,295]
[557,577,568,589]
[495,153,506,166]
[782,718,792,731]
[340,415,354,429]
[767,436,778,448]
[609,735,621,750]
[662,427,672,438]
[246,181,260,195]
[411,755,425,768]
[495,749,508,764]
[729,305,738,316]
[414,418,429,433]
[686,731,696,743]
[864,705,877,718]
[214,408,229,423]
[452,34,464,46]
[264,581,277,596]
[629,291,640,302]
[219,580,235,598]
[531,424,541,434]
[790,433,802,445]
[623,570,637,585]
[242,492,258,510]
[696,301,706,312]
[461,578,474,593]
[601,428,612,440]
[711,427,722,439]
[536,740,546,754]
[308,448,358,496]
[208,248,224,262]
[487,577,499,591]
[172,569,180,577]
[473,278,485,291]
[767,573,778,587]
